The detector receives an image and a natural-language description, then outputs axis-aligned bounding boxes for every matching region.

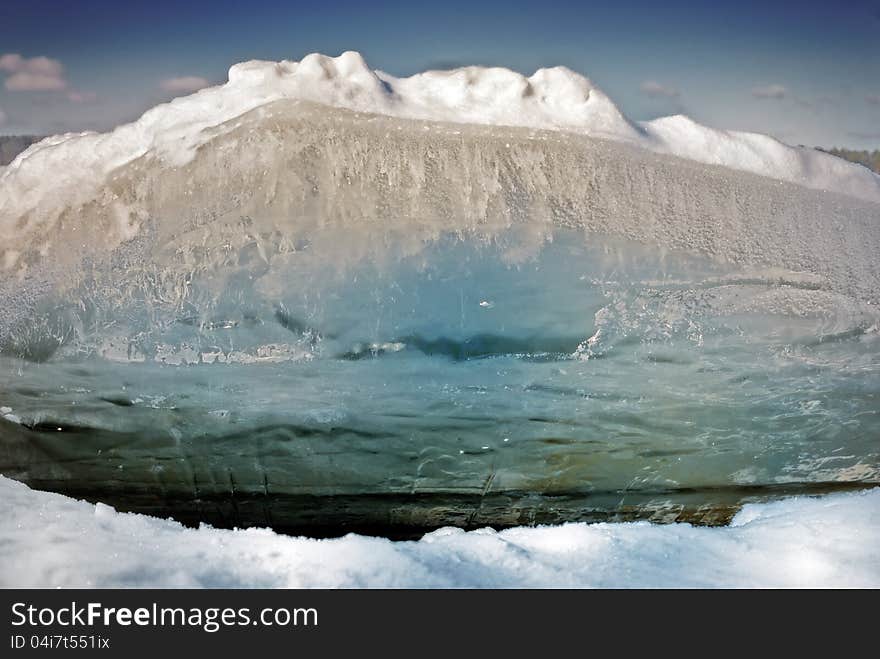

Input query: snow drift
[0,476,877,588]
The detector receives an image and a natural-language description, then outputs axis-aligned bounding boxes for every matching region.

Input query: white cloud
[0,53,24,71]
[6,72,67,91]
[0,53,97,103]
[752,84,787,100]
[0,53,67,91]
[640,80,680,98]
[160,76,211,94]
[18,55,61,77]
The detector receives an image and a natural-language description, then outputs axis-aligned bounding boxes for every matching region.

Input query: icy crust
[1,51,878,261]
[0,476,876,588]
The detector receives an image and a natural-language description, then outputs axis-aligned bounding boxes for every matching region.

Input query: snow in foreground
[0,476,877,588]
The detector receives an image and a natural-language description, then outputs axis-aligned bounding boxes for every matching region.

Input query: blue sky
[0,0,878,148]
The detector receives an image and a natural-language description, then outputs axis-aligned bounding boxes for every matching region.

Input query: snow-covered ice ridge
[2,51,879,242]
[0,476,876,588]
[6,50,880,198]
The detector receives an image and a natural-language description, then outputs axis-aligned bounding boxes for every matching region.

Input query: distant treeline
[816,147,880,174]
[0,135,42,166]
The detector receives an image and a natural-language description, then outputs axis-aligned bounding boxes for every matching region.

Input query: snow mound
[1,51,878,255]
[380,63,641,139]
[642,115,875,199]
[0,476,877,588]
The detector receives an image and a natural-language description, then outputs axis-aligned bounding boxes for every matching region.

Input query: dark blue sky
[1,0,878,147]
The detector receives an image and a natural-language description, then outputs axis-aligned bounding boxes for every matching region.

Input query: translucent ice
[0,64,878,534]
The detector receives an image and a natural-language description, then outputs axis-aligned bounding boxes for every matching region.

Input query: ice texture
[1,54,879,536]
[0,476,876,588]
[1,223,878,533]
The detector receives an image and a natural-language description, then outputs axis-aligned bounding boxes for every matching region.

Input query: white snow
[640,114,872,197]
[0,476,877,588]
[1,52,878,262]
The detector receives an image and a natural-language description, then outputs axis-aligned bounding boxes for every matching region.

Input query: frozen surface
[0,476,876,588]
[2,228,878,533]
[0,52,878,539]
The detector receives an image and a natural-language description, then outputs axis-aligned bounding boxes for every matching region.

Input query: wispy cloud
[639,80,680,98]
[0,53,67,91]
[1,53,97,104]
[752,84,787,100]
[160,76,211,94]
[867,94,880,106]
[0,107,6,126]
[0,54,63,77]
[5,72,67,91]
